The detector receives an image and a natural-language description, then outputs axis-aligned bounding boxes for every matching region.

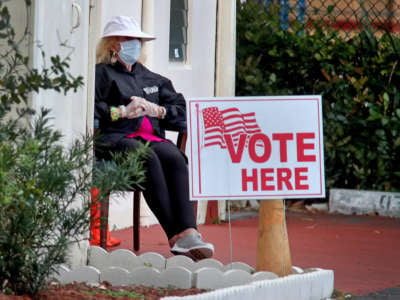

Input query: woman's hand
[128,96,166,119]
[124,97,146,118]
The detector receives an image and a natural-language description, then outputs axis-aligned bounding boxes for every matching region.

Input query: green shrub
[237,1,400,192]
[0,1,146,296]
[0,110,147,296]
[0,109,93,295]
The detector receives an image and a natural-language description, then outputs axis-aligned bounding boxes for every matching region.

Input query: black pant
[98,136,197,239]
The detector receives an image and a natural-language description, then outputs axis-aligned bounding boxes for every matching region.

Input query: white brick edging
[162,269,334,300]
[50,246,334,299]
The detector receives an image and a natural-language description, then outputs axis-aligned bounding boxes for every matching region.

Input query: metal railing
[255,0,400,36]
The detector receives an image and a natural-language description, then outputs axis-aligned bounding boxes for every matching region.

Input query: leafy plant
[0,0,147,296]
[0,109,93,295]
[237,0,400,192]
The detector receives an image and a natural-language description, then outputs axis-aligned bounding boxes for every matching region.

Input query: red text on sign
[241,167,309,191]
[225,132,316,163]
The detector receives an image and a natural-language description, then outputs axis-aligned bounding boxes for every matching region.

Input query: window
[169,0,188,62]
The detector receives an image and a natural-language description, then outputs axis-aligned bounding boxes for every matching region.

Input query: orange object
[89,188,120,247]
[204,201,219,224]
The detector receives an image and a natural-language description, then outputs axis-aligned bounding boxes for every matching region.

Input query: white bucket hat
[102,16,155,41]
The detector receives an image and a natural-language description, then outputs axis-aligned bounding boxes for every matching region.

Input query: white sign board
[187,96,325,200]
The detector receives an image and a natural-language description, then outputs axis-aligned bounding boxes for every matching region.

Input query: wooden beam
[256,200,292,277]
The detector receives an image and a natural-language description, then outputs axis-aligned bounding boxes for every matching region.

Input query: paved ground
[110,210,400,297]
[353,287,400,299]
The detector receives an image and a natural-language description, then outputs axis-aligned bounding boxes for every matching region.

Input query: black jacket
[95,62,187,144]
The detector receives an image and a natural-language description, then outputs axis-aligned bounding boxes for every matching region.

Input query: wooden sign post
[256,200,292,276]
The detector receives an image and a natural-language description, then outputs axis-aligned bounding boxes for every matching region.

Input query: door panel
[31,0,90,145]
[143,0,217,98]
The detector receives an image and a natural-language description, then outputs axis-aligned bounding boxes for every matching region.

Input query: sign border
[187,96,325,200]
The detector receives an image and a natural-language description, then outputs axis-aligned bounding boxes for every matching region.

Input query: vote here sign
[186,96,325,200]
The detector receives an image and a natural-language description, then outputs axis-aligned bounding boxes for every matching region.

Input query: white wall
[98,0,142,40]
[24,0,229,232]
[142,0,217,98]
[30,0,90,145]
[5,0,228,261]
[22,0,93,268]
[97,0,218,97]
[215,0,236,97]
[3,0,29,54]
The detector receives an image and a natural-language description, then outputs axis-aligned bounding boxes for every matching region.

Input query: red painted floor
[110,211,400,296]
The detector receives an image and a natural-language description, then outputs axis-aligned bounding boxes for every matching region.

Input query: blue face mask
[118,39,141,65]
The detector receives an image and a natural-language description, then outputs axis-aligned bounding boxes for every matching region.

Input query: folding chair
[93,118,187,251]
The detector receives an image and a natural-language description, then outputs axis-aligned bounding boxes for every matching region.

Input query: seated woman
[91,15,214,260]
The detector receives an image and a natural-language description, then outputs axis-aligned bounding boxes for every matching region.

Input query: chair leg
[133,191,141,251]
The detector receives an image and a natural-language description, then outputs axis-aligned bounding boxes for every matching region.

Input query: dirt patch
[0,282,210,299]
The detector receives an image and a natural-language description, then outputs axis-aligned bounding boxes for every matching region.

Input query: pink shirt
[125,116,165,142]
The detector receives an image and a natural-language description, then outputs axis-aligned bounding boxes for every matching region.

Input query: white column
[215,0,237,97]
[214,0,237,221]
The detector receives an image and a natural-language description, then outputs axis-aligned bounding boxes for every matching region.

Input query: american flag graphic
[202,106,262,148]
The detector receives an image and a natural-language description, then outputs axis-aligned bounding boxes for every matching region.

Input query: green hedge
[236,1,400,192]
